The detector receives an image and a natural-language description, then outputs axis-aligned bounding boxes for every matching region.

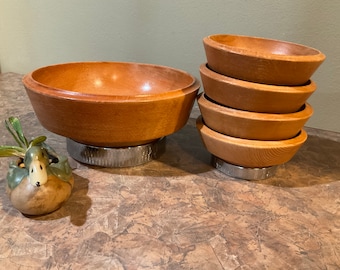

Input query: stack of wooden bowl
[196,34,325,177]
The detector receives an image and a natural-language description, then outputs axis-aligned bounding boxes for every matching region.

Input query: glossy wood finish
[200,63,317,113]
[198,93,313,141]
[203,34,325,85]
[23,62,200,147]
[196,116,307,168]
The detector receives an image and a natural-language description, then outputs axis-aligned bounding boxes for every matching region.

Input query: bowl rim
[196,115,308,148]
[198,93,313,121]
[23,61,200,103]
[203,34,326,62]
[200,63,317,93]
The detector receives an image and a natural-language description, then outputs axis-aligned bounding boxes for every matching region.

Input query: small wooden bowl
[196,116,307,168]
[198,93,313,140]
[23,62,200,147]
[203,34,325,85]
[200,63,317,113]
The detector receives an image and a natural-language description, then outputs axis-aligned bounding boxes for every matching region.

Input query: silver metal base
[67,138,166,167]
[212,156,277,180]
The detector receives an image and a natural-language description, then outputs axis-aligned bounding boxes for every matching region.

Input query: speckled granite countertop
[0,72,339,269]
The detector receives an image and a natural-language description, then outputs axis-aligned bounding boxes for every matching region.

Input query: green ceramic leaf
[29,136,47,148]
[5,117,29,148]
[0,146,25,158]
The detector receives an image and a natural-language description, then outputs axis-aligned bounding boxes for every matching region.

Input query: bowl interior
[209,35,322,58]
[31,62,195,97]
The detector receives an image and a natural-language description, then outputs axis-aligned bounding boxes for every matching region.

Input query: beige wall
[1,0,339,132]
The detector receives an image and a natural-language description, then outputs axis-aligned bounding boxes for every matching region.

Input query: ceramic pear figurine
[0,117,74,216]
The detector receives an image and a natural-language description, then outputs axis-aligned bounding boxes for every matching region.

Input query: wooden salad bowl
[23,62,200,147]
[198,93,313,141]
[203,34,325,85]
[196,116,307,168]
[200,63,317,113]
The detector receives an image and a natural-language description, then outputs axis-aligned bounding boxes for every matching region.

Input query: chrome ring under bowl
[67,137,166,167]
[212,156,277,180]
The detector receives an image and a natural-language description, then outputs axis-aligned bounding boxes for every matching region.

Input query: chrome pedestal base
[212,156,277,180]
[67,138,165,167]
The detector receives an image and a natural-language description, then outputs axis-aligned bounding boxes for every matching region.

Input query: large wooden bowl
[200,63,317,113]
[23,62,200,147]
[198,93,313,140]
[196,116,307,168]
[203,34,325,85]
